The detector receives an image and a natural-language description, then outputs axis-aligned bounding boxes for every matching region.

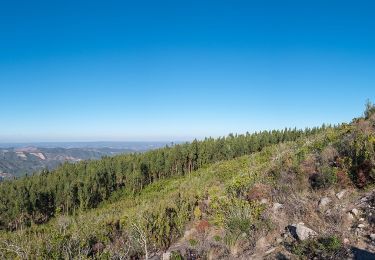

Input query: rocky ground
[158,187,375,260]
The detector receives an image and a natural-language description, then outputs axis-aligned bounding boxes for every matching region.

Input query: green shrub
[213,235,222,242]
[364,99,375,119]
[212,197,265,247]
[189,239,198,247]
[171,251,184,260]
[342,128,375,187]
[193,206,202,220]
[309,166,337,189]
[291,235,344,258]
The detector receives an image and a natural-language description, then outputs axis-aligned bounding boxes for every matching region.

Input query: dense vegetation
[0,127,325,230]
[1,102,375,259]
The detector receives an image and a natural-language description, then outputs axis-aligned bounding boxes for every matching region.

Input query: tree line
[0,126,328,230]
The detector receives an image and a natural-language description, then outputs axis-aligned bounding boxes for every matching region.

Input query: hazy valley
[0,142,168,178]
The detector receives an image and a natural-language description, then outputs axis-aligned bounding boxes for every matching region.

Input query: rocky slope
[158,115,375,260]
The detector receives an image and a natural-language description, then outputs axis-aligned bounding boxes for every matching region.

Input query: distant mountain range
[0,142,169,178]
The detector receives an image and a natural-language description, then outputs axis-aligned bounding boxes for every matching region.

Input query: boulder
[162,252,171,260]
[272,203,283,212]
[289,223,317,241]
[336,190,347,200]
[347,213,355,221]
[351,208,360,217]
[265,247,277,255]
[318,197,331,210]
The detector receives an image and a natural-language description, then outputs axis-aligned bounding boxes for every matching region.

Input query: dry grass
[246,183,272,202]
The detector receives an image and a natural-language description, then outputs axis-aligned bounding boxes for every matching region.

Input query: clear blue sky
[0,0,374,142]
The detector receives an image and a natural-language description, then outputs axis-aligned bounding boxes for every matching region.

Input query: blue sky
[0,1,374,142]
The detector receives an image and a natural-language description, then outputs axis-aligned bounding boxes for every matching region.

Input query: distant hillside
[0,142,168,178]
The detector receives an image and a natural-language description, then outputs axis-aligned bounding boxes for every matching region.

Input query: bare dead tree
[130,222,149,260]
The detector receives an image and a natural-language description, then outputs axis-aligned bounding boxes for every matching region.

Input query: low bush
[364,100,375,119]
[211,197,265,248]
[291,235,346,259]
[309,166,337,190]
[171,251,184,260]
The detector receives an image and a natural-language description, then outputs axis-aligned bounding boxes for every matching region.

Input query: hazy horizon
[0,121,346,144]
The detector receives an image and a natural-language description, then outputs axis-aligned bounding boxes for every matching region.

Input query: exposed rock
[358,224,366,229]
[351,208,360,217]
[265,247,277,255]
[347,213,355,221]
[272,203,283,212]
[336,190,347,200]
[260,198,269,204]
[318,197,331,210]
[296,224,317,241]
[370,234,375,241]
[162,252,171,260]
[289,223,317,241]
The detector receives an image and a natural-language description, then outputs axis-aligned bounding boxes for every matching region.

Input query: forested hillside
[1,103,375,259]
[0,127,324,230]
